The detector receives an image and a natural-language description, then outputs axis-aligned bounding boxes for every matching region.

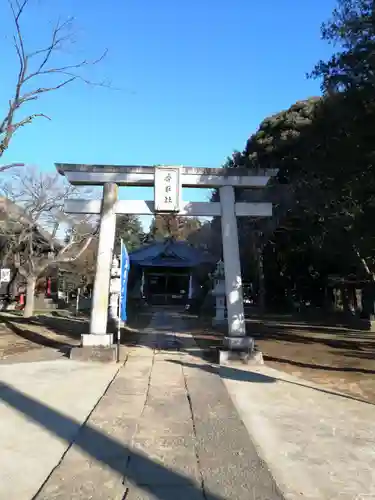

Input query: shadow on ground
[0,380,226,500]
[261,354,375,375]
[248,323,375,350]
[167,359,375,407]
[169,358,275,383]
[245,310,375,331]
[0,310,152,356]
[0,315,84,354]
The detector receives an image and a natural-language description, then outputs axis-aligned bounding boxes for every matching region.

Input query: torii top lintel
[55,163,277,188]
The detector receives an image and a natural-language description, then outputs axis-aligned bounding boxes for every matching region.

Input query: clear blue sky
[0,0,336,220]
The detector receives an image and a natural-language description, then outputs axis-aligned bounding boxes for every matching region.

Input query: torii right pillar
[220,185,255,363]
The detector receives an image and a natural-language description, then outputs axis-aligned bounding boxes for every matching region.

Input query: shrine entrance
[56,163,276,355]
[146,270,189,305]
[128,237,216,307]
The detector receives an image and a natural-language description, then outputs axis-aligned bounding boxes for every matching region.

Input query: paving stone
[106,378,150,396]
[124,485,205,500]
[183,361,284,500]
[79,417,138,442]
[36,458,125,500]
[34,310,283,500]
[140,402,192,423]
[125,440,201,487]
[135,418,194,438]
[92,393,146,419]
[146,385,186,398]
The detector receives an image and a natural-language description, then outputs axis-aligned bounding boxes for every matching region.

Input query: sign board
[154,166,181,212]
[0,268,11,283]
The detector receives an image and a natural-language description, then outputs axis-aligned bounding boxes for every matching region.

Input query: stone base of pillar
[370,320,375,332]
[224,336,254,351]
[219,348,264,365]
[81,333,113,347]
[219,336,263,365]
[69,346,118,363]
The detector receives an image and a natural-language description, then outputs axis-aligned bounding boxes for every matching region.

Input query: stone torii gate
[56,163,276,356]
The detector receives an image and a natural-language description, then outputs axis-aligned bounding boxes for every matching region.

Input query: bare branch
[19,78,77,104]
[0,163,24,173]
[57,235,95,264]
[12,112,51,131]
[24,49,109,84]
[8,0,27,64]
[0,167,98,300]
[30,18,74,73]
[1,0,109,158]
[353,245,375,281]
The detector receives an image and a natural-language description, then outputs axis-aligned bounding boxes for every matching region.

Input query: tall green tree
[209,93,375,310]
[206,0,375,312]
[148,214,201,242]
[311,0,375,93]
[115,215,144,253]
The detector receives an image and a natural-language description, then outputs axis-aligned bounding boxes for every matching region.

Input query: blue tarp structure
[129,239,216,268]
[120,239,130,321]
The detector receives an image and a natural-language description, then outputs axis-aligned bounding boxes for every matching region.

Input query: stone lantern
[212,259,226,326]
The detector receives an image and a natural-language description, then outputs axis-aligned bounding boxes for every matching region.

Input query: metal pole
[117,292,121,363]
[117,242,122,363]
[76,288,80,316]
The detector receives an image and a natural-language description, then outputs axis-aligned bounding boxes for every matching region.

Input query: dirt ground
[0,310,150,361]
[191,314,375,404]
[1,310,374,404]
[248,317,375,404]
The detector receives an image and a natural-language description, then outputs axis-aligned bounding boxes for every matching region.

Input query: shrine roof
[129,239,216,268]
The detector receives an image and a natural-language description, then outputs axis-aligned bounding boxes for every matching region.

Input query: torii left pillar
[82,182,118,347]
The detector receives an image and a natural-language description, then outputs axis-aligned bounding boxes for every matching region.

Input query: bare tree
[59,236,98,291]
[0,168,98,317]
[0,0,108,163]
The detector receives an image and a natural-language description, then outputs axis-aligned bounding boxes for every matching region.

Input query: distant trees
[0,168,97,317]
[115,214,144,253]
[148,214,202,242]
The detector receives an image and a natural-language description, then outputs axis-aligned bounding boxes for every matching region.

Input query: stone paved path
[0,358,119,500]
[223,363,375,500]
[35,310,283,500]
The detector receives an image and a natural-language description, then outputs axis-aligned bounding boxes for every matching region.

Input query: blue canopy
[129,239,216,268]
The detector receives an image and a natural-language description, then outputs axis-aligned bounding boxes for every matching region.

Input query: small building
[129,239,216,306]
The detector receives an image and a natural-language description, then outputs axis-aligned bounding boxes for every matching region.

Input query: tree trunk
[24,275,36,318]
[252,233,265,312]
[257,246,265,312]
[7,269,19,300]
[342,286,350,313]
